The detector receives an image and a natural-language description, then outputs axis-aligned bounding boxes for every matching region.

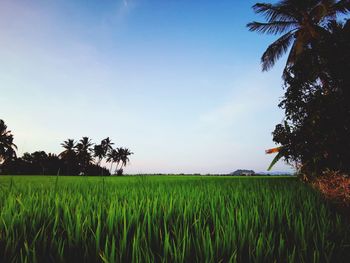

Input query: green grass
[0,176,349,262]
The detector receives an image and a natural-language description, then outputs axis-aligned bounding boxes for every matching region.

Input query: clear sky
[0,0,293,174]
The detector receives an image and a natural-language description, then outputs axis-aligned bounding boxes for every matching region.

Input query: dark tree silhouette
[0,120,130,176]
[31,151,48,175]
[106,148,119,174]
[272,19,350,176]
[59,139,77,175]
[93,144,105,176]
[75,137,93,175]
[2,151,63,175]
[93,144,104,166]
[0,119,17,165]
[101,137,114,154]
[249,1,350,176]
[247,0,350,72]
[114,147,133,175]
[94,138,114,175]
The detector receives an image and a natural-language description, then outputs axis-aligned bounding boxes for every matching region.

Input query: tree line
[0,119,133,176]
[248,0,350,178]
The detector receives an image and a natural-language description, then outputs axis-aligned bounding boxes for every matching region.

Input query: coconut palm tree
[106,148,119,174]
[113,147,123,174]
[0,119,17,164]
[93,144,106,176]
[114,147,133,175]
[60,139,76,156]
[94,138,114,175]
[75,137,93,175]
[247,0,350,72]
[93,144,104,166]
[120,148,133,167]
[59,139,77,175]
[101,137,114,154]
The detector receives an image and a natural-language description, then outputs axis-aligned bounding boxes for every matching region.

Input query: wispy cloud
[114,0,135,22]
[199,72,278,127]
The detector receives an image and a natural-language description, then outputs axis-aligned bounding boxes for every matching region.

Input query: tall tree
[0,119,17,165]
[93,144,104,166]
[248,1,350,174]
[94,138,114,175]
[271,19,350,175]
[106,148,119,174]
[101,137,114,154]
[75,137,93,175]
[247,0,350,72]
[114,147,133,175]
[59,139,77,175]
[120,148,133,168]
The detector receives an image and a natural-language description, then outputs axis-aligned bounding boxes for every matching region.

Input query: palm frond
[332,0,350,14]
[267,150,284,171]
[261,30,296,71]
[247,20,298,34]
[11,141,17,150]
[252,3,298,22]
[282,40,299,79]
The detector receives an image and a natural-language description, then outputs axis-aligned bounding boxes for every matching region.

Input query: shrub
[312,170,350,207]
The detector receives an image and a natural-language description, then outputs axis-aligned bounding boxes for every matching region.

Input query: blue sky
[0,0,292,174]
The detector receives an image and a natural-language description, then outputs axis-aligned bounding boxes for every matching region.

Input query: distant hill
[231,169,255,176]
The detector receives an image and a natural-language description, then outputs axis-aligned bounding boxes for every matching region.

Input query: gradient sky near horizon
[0,0,293,174]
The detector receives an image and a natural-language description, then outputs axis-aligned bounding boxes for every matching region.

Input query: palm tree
[113,147,123,174]
[94,138,114,175]
[120,148,133,167]
[101,137,114,154]
[60,139,76,156]
[93,144,106,176]
[106,148,119,174]
[247,0,350,72]
[0,119,17,165]
[59,139,77,175]
[75,137,93,175]
[93,144,104,166]
[114,147,133,175]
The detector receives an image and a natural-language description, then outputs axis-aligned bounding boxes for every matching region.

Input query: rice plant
[0,176,349,262]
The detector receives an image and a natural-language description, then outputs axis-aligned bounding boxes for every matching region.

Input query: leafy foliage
[272,20,350,175]
[247,0,350,71]
[249,1,350,176]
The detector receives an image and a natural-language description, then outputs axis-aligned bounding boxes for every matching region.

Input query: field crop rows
[0,176,349,262]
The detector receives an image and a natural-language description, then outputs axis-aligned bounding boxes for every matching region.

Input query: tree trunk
[114,162,120,175]
[110,162,114,175]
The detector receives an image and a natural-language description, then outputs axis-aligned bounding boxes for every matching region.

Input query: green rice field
[0,176,349,262]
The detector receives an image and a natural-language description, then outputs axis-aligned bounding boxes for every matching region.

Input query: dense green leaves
[0,176,349,262]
